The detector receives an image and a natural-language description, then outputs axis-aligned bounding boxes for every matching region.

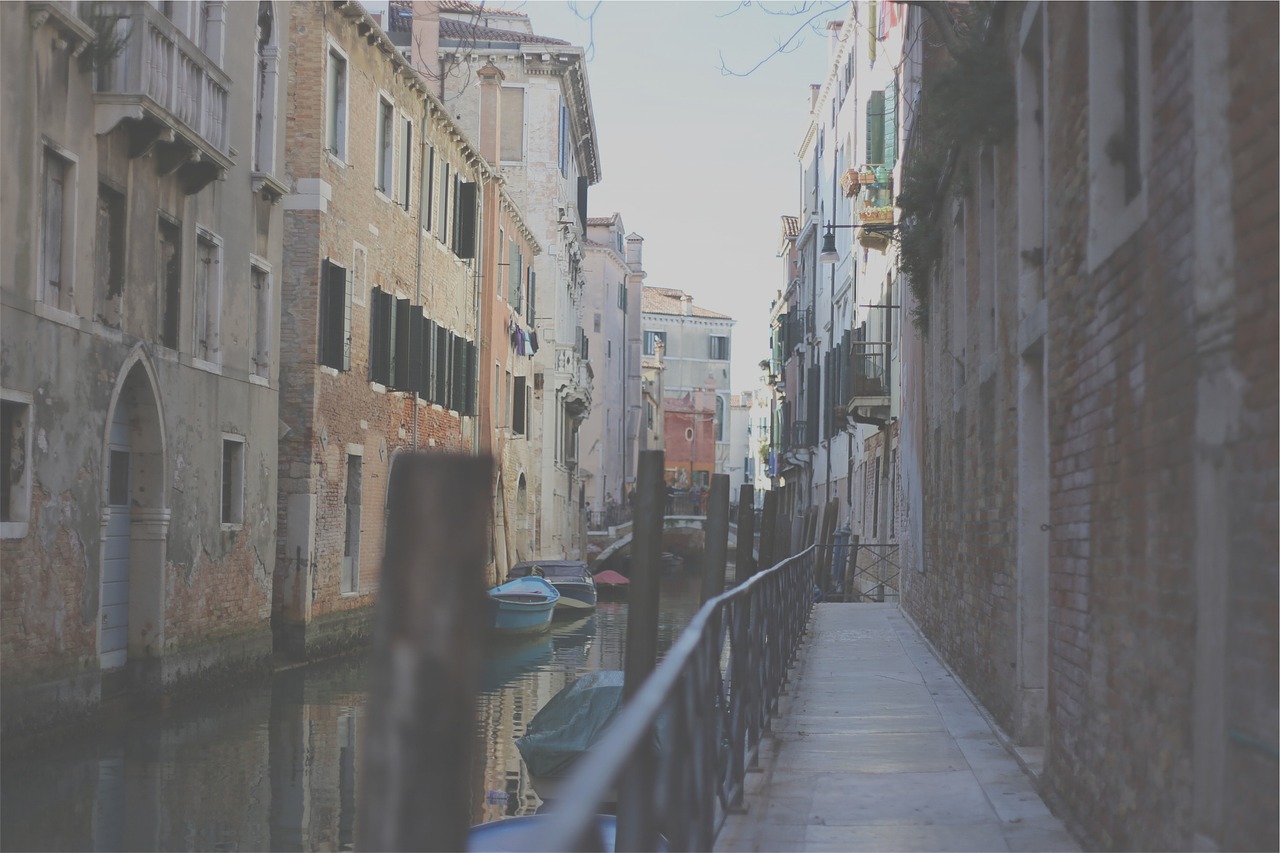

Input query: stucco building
[641,286,735,485]
[1,0,288,731]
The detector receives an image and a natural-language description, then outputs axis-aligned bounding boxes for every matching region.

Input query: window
[593,312,601,333]
[1,395,32,536]
[512,375,527,435]
[508,238,522,310]
[503,370,511,428]
[422,146,435,232]
[194,231,222,363]
[368,287,394,385]
[500,86,525,162]
[253,1,277,174]
[709,335,729,361]
[325,45,348,160]
[41,147,73,308]
[558,99,569,176]
[158,216,182,349]
[252,262,272,377]
[451,179,477,260]
[221,437,244,525]
[95,185,125,328]
[866,91,886,165]
[715,395,726,442]
[376,97,393,194]
[436,161,450,242]
[526,268,536,326]
[320,259,351,371]
[434,325,450,404]
[617,280,626,310]
[343,453,362,594]
[643,330,666,356]
[400,116,413,209]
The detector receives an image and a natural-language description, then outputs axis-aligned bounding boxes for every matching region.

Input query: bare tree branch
[717,1,844,77]
[895,1,968,61]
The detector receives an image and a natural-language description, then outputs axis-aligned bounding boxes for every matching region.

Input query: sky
[518,0,835,392]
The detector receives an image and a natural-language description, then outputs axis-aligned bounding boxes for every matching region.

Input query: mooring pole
[357,453,492,853]
[701,473,731,603]
[758,490,779,572]
[734,484,756,585]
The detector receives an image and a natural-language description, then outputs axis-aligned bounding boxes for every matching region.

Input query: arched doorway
[100,354,168,672]
[516,474,528,558]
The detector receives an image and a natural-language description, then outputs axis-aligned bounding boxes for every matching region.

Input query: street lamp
[818,221,900,264]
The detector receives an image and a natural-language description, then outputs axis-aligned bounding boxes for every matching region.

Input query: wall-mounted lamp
[818,221,900,264]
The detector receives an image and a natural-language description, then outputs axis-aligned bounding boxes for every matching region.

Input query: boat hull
[488,577,559,635]
[549,579,597,613]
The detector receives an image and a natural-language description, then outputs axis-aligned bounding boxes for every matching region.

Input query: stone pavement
[715,604,1079,853]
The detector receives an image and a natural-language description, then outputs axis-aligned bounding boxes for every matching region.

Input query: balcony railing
[95,2,231,157]
[848,341,890,400]
[790,419,810,448]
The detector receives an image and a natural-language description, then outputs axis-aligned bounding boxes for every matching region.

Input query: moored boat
[591,569,630,600]
[508,560,597,615]
[488,576,560,635]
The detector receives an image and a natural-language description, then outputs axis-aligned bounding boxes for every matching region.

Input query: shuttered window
[320,259,350,370]
[526,268,536,326]
[437,162,450,242]
[451,334,466,413]
[867,91,886,165]
[368,287,394,384]
[576,175,589,228]
[421,317,438,403]
[508,239,522,310]
[884,77,898,168]
[434,325,450,405]
[453,181,477,259]
[422,146,435,232]
[512,375,527,435]
[393,298,413,391]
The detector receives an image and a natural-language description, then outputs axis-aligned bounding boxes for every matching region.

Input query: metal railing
[587,505,632,530]
[849,341,890,399]
[533,546,817,850]
[843,542,900,603]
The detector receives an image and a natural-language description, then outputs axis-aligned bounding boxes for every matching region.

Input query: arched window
[253,2,279,176]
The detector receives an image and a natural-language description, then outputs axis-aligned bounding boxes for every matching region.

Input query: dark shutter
[455,182,477,259]
[867,91,886,165]
[393,298,411,390]
[420,317,436,401]
[512,375,526,434]
[576,175,588,228]
[370,289,394,385]
[465,339,478,415]
[423,146,435,232]
[451,334,466,413]
[438,162,450,242]
[321,260,347,369]
[806,364,821,444]
[526,268,536,325]
[450,174,462,254]
[435,325,450,405]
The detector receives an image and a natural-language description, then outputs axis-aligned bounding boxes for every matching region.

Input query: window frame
[250,255,273,379]
[375,93,395,198]
[709,334,730,361]
[40,143,77,311]
[193,228,224,366]
[325,40,350,164]
[220,434,245,527]
[1,391,33,539]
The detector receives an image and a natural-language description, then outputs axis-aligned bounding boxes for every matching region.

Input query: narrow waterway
[1,570,707,851]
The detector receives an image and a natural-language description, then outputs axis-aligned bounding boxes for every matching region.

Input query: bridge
[589,515,758,566]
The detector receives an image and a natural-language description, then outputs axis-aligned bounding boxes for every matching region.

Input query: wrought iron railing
[843,542,900,603]
[587,504,632,530]
[532,547,817,850]
[849,341,890,399]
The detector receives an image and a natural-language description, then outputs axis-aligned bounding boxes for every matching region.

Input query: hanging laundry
[529,330,539,354]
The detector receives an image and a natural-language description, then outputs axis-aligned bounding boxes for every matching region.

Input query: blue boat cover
[516,671,625,778]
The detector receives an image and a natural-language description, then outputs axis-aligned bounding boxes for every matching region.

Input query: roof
[438,18,569,46]
[642,286,733,320]
[781,215,799,239]
[586,215,618,226]
[439,1,529,18]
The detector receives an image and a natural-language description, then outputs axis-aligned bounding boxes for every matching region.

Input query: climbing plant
[77,3,130,75]
[895,1,1015,331]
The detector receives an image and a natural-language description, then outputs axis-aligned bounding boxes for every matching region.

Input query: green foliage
[895,3,1015,332]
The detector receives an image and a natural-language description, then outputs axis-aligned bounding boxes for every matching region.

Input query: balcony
[93,2,233,194]
[790,419,810,449]
[846,342,892,426]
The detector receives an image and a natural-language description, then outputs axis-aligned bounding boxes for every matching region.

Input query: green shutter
[867,91,885,165]
[884,77,897,168]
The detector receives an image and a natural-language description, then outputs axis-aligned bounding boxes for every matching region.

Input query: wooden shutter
[343,267,354,370]
[421,317,437,403]
[465,340,478,416]
[576,175,589,228]
[394,298,412,390]
[526,268,536,325]
[437,162,450,242]
[884,77,897,168]
[867,91,886,165]
[455,181,477,259]
[512,375,526,434]
[423,146,435,231]
[370,288,394,385]
[451,334,466,412]
[450,174,462,254]
[434,325,450,405]
[321,260,347,369]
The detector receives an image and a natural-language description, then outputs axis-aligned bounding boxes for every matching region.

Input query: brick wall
[899,3,1277,849]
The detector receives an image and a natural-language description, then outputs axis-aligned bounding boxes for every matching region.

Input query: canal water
[1,571,707,851]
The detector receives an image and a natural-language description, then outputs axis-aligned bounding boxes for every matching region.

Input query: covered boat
[591,569,630,600]
[487,576,560,635]
[508,560,597,614]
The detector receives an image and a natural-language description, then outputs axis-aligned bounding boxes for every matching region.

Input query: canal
[1,570,707,851]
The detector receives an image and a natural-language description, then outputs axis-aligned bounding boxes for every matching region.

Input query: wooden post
[701,473,731,603]
[846,533,861,600]
[734,484,756,584]
[758,490,779,572]
[357,453,492,853]
[624,450,665,700]
[818,500,839,593]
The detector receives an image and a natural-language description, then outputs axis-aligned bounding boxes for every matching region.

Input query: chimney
[476,60,505,165]
[809,83,821,112]
[625,232,644,271]
[681,294,693,316]
[410,1,441,74]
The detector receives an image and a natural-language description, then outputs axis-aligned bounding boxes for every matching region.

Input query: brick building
[1,0,287,732]
[274,2,537,654]
[893,3,1277,849]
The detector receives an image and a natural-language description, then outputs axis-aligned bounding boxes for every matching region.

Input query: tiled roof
[439,1,528,18]
[781,215,799,238]
[586,215,618,226]
[438,18,569,46]
[642,287,733,320]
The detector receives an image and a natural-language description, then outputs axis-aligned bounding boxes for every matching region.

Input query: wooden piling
[624,450,665,701]
[357,453,492,853]
[701,473,731,604]
[734,485,756,585]
[757,490,778,572]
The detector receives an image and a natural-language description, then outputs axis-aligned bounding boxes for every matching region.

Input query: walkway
[716,604,1079,853]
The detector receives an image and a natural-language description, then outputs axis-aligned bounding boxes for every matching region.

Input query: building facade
[892,3,1277,849]
[641,286,735,486]
[580,214,644,514]
[422,0,602,560]
[1,0,288,731]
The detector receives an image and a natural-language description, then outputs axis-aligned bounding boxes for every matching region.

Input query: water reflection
[1,571,707,850]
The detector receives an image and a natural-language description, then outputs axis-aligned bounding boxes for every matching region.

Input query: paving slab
[715,604,1078,853]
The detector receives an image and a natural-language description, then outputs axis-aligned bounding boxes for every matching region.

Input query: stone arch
[99,346,169,671]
